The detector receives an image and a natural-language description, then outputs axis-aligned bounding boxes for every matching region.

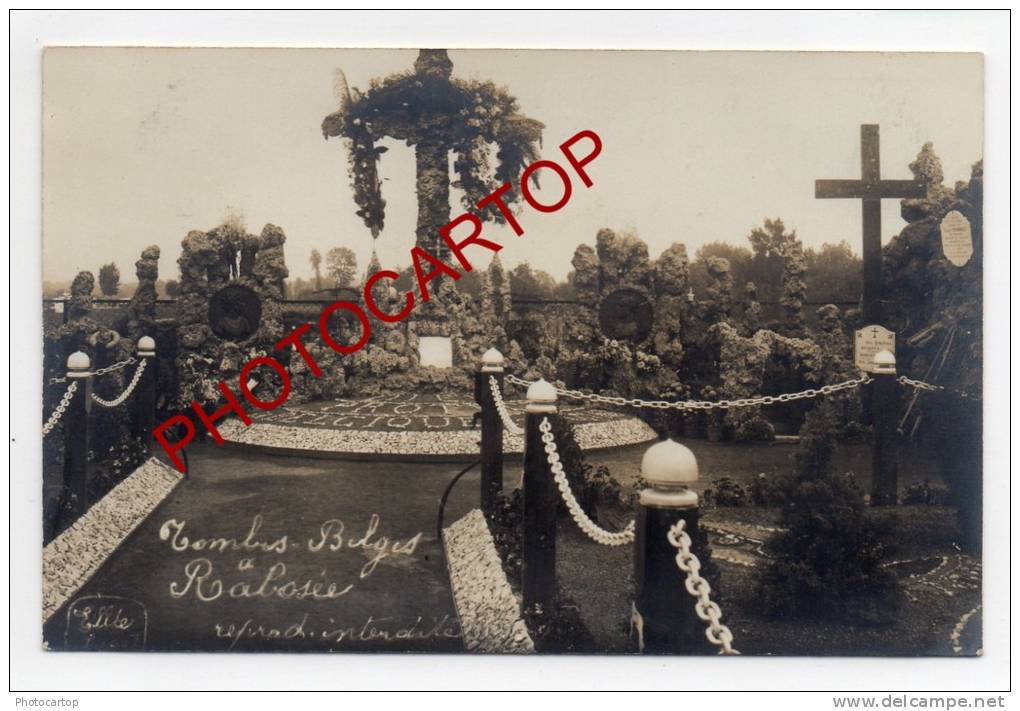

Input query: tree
[98,262,120,296]
[746,218,798,304]
[325,247,358,289]
[509,263,559,299]
[804,241,862,304]
[165,279,180,298]
[309,249,323,291]
[688,242,751,297]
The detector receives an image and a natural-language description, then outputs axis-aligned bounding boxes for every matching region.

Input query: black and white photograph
[10,8,1011,699]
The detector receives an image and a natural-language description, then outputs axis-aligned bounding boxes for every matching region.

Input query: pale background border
[8,9,1011,696]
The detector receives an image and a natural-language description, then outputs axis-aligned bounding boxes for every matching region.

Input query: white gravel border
[42,457,183,623]
[219,417,656,456]
[442,509,534,654]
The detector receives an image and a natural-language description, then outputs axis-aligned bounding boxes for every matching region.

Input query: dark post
[473,347,504,514]
[522,379,559,616]
[632,439,715,654]
[61,351,92,523]
[859,124,884,324]
[132,335,156,450]
[870,349,900,505]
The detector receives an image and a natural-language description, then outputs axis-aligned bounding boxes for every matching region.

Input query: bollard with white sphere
[473,347,505,513]
[61,351,93,526]
[522,377,559,620]
[632,438,716,654]
[870,348,900,505]
[133,336,157,450]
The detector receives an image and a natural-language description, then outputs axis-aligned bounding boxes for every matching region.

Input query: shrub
[708,477,748,507]
[486,489,523,583]
[749,472,791,506]
[757,402,900,624]
[549,416,627,520]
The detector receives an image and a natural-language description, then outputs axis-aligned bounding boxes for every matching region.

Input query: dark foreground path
[44,443,482,653]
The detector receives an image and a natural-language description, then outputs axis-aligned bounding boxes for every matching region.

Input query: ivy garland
[322,66,543,238]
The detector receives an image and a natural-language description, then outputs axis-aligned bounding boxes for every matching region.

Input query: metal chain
[91,359,147,408]
[897,375,979,400]
[539,417,635,546]
[508,373,870,412]
[897,375,942,392]
[42,381,78,437]
[667,519,739,655]
[91,356,137,379]
[47,357,135,386]
[489,376,525,436]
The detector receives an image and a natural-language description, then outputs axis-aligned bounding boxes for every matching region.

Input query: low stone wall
[42,457,182,623]
[442,509,533,653]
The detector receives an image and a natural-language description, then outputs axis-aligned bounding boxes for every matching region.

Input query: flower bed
[218,395,656,458]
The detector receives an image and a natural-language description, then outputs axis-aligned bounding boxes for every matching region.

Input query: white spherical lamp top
[641,439,698,487]
[481,347,504,368]
[872,349,896,374]
[526,378,557,405]
[66,351,91,371]
[137,335,156,352]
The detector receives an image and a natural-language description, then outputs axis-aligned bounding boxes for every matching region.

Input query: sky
[42,48,983,283]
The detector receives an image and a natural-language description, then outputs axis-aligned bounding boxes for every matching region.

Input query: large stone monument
[173,221,288,409]
[320,48,542,386]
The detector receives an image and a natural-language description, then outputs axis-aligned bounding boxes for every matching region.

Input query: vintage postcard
[39,47,984,658]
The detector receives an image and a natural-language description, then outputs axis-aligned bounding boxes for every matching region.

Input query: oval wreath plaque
[598,287,653,342]
[208,284,262,341]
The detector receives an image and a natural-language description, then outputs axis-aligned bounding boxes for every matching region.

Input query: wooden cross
[815,124,926,323]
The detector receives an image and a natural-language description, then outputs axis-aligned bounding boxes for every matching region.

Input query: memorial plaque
[854,324,896,373]
[599,288,654,342]
[940,210,974,267]
[209,284,262,341]
[418,336,453,368]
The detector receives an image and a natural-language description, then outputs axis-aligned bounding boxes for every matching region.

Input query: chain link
[489,376,525,436]
[91,357,137,379]
[47,357,135,386]
[42,381,78,437]
[897,375,942,392]
[667,519,739,655]
[91,359,147,408]
[896,375,980,401]
[539,417,635,546]
[507,373,870,412]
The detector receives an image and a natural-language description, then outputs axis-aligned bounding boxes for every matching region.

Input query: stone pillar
[133,336,156,450]
[522,378,559,616]
[632,439,715,654]
[474,347,505,514]
[61,351,92,526]
[870,349,899,506]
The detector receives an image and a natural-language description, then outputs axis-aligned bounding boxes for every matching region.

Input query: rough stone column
[415,139,452,260]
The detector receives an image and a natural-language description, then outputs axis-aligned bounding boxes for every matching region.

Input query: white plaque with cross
[854,325,896,373]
